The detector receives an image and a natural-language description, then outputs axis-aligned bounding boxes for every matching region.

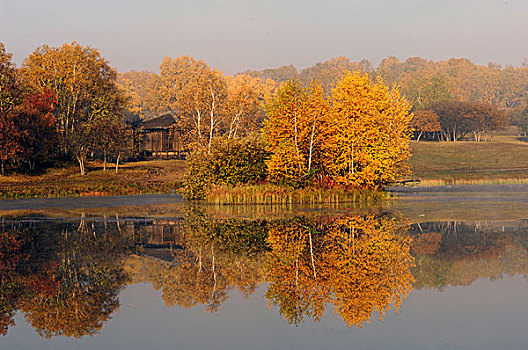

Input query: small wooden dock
[386,179,421,186]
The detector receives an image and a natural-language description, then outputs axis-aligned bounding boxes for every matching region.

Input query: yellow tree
[326,71,413,187]
[224,74,275,139]
[263,80,329,186]
[117,70,163,119]
[264,214,414,328]
[21,42,125,175]
[159,56,227,152]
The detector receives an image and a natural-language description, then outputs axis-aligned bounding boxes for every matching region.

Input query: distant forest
[120,56,528,121]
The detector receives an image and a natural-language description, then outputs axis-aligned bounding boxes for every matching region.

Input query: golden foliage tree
[224,74,275,139]
[118,70,163,119]
[21,42,125,175]
[159,56,227,152]
[322,216,414,327]
[325,71,413,187]
[263,80,330,186]
[265,218,329,324]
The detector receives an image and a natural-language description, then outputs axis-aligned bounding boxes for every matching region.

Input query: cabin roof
[139,114,177,130]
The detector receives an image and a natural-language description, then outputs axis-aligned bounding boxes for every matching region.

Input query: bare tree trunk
[115,153,120,173]
[195,106,203,148]
[208,89,216,154]
[103,149,107,171]
[76,154,86,175]
[308,115,316,171]
[228,110,242,139]
[1,159,4,176]
[293,112,302,172]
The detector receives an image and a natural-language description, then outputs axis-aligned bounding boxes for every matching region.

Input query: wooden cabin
[137,114,186,158]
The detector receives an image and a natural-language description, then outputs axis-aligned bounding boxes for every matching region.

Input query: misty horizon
[2,0,527,74]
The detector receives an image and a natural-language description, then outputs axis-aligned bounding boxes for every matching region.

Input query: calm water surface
[1,186,528,349]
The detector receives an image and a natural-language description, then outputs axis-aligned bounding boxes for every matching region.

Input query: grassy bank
[408,131,528,186]
[0,159,187,199]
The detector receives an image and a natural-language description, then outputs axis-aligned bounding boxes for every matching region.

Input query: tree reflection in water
[5,208,527,337]
[0,215,130,338]
[265,214,414,327]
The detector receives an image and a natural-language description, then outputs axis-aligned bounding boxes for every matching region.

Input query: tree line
[123,55,522,143]
[3,41,524,178]
[245,56,528,111]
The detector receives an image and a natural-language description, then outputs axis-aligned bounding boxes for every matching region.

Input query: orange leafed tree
[159,56,227,152]
[263,72,412,188]
[410,110,441,141]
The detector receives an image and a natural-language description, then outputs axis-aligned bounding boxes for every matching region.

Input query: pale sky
[1,0,527,74]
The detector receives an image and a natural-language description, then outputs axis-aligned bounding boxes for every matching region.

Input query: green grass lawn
[409,132,528,185]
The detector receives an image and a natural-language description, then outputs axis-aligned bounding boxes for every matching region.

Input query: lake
[1,185,528,350]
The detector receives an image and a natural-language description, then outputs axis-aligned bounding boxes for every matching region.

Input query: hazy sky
[1,0,527,74]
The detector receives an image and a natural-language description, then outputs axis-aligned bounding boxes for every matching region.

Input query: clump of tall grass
[417,177,528,187]
[205,183,385,205]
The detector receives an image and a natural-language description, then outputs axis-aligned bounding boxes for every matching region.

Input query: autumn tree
[467,102,508,141]
[118,70,163,120]
[224,74,275,138]
[21,42,126,175]
[516,105,528,137]
[429,100,507,142]
[0,43,24,175]
[13,90,58,171]
[89,113,130,172]
[322,216,414,327]
[325,71,413,187]
[410,110,441,141]
[376,56,528,110]
[400,71,452,110]
[299,57,373,94]
[0,114,21,176]
[159,56,227,152]
[265,218,328,325]
[263,80,329,186]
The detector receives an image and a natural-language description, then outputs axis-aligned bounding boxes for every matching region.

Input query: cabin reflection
[133,218,185,262]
